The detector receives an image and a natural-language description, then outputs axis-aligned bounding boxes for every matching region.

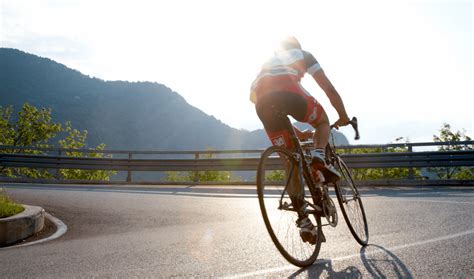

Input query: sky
[1,0,473,145]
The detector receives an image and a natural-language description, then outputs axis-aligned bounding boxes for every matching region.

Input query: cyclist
[250,36,350,244]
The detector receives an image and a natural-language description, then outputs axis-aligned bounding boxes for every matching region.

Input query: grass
[0,189,24,218]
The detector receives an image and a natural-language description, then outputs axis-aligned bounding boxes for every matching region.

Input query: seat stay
[279,158,296,208]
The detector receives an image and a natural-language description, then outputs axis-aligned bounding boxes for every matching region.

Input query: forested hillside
[0,48,348,151]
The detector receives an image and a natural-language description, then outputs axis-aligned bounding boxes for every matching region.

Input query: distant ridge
[0,48,348,150]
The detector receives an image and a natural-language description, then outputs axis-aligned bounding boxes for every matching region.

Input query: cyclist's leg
[289,84,340,182]
[256,91,308,215]
[311,109,330,150]
[256,91,322,244]
[287,84,328,149]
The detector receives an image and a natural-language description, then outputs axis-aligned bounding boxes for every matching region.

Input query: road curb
[0,205,45,246]
[0,213,67,250]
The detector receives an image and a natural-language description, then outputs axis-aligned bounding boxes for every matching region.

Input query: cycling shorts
[255,77,324,149]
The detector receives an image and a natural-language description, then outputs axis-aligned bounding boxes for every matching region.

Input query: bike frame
[257,114,367,267]
[278,116,323,215]
[277,115,359,215]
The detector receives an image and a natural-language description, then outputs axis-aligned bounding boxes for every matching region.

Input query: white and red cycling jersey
[251,48,326,149]
[250,48,322,104]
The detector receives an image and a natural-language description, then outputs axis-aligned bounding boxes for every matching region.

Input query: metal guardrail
[342,150,474,168]
[0,141,473,184]
[1,150,473,170]
[0,154,261,171]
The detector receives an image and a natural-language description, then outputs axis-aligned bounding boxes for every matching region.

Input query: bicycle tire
[257,145,323,267]
[334,158,369,246]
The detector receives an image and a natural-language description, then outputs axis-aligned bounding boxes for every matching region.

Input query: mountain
[0,48,347,151]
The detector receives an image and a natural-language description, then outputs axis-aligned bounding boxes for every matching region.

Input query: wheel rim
[257,146,322,266]
[336,160,369,245]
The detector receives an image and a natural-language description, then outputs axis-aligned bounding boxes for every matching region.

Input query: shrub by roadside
[0,189,24,218]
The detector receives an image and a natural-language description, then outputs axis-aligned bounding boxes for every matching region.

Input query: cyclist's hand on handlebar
[333,116,351,129]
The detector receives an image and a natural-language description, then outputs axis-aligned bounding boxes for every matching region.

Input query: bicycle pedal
[300,230,317,245]
[300,228,326,244]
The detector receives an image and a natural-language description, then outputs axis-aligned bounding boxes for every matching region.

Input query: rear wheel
[334,159,369,246]
[257,145,323,267]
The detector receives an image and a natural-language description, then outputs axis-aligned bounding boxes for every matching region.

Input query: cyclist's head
[280,36,302,50]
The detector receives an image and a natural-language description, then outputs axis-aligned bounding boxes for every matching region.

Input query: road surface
[1,184,473,278]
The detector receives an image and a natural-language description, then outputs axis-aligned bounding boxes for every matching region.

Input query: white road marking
[370,197,474,205]
[226,228,474,278]
[400,199,473,205]
[397,191,474,197]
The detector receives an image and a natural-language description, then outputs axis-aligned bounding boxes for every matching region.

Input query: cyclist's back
[250,48,321,105]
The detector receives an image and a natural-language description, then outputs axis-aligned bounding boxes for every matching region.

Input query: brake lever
[330,116,360,140]
[349,117,360,140]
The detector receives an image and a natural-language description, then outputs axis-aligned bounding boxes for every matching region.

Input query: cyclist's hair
[280,36,302,50]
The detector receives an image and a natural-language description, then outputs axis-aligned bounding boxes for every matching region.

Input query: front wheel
[257,145,323,267]
[334,158,369,246]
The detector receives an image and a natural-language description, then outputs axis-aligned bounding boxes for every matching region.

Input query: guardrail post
[193,153,199,183]
[55,150,62,180]
[407,145,414,179]
[126,153,132,183]
[382,147,386,178]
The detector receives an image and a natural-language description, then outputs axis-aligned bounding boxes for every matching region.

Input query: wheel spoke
[257,146,323,267]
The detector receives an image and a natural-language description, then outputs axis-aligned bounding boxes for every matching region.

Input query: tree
[433,123,472,149]
[0,103,115,180]
[58,122,116,180]
[431,123,473,179]
[0,104,61,178]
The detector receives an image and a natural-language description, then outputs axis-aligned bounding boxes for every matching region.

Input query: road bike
[256,116,369,267]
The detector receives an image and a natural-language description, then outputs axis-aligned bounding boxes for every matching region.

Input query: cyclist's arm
[312,70,350,126]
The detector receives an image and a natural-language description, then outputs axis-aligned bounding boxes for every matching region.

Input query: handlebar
[330,116,360,140]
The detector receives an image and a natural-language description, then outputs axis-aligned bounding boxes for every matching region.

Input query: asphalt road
[1,184,473,278]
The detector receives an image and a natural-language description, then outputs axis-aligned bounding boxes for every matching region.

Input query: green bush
[265,170,285,181]
[165,170,241,183]
[338,137,415,180]
[0,189,24,218]
[164,148,241,183]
